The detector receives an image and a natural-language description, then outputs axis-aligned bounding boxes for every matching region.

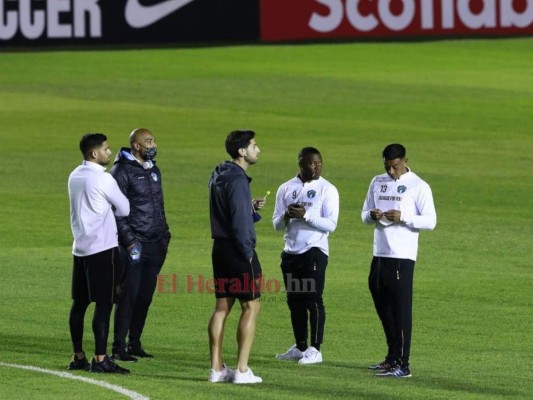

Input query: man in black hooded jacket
[207,129,264,384]
[110,128,171,362]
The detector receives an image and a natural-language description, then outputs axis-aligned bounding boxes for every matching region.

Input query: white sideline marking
[0,362,149,400]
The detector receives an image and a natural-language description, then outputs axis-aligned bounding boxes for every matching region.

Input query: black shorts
[71,247,125,304]
[212,239,262,300]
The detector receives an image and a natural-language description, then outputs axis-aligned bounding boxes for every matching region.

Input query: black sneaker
[128,345,154,358]
[368,360,397,371]
[376,365,412,378]
[111,349,138,363]
[90,356,130,374]
[67,353,90,371]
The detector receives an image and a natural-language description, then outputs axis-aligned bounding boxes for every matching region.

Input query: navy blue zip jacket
[110,148,170,247]
[209,161,256,260]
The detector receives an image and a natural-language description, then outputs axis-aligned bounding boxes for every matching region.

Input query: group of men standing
[67,129,170,374]
[67,129,436,382]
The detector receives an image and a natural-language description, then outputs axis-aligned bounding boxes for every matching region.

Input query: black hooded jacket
[110,148,170,246]
[209,161,256,260]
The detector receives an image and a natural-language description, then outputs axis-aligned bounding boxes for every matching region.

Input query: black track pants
[281,248,328,349]
[368,256,415,366]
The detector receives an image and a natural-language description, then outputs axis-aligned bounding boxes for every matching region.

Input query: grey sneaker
[275,344,304,360]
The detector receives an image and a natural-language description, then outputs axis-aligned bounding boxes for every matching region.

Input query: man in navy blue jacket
[207,130,263,384]
[110,128,171,362]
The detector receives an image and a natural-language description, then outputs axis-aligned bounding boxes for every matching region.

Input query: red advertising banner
[260,0,533,41]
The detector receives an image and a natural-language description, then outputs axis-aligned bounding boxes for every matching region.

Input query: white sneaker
[233,368,262,384]
[275,344,304,360]
[298,346,323,365]
[208,364,234,383]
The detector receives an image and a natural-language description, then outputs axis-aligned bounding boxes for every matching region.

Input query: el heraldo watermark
[157,273,316,295]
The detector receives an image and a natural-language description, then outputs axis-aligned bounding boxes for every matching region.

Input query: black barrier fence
[0,0,259,47]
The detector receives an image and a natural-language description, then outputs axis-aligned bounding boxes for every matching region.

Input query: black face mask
[141,146,157,161]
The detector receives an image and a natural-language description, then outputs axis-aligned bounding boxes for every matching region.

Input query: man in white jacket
[273,147,339,365]
[362,143,436,378]
[68,133,130,374]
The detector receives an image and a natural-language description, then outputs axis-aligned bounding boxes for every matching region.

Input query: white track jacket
[68,160,130,256]
[361,169,436,261]
[273,176,339,256]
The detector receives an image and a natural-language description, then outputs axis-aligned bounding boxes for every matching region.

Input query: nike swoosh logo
[126,0,196,29]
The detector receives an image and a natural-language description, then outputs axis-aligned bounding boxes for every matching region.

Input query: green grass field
[0,38,532,399]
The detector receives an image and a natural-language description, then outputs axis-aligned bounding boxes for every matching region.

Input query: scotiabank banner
[0,0,259,47]
[260,0,533,41]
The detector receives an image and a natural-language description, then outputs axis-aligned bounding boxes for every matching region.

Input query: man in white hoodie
[362,143,437,378]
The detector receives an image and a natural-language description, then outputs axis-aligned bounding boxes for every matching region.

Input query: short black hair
[225,130,255,159]
[298,147,321,162]
[382,143,406,160]
[79,133,107,159]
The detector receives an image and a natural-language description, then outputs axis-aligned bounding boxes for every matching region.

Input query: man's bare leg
[208,297,235,371]
[236,299,261,373]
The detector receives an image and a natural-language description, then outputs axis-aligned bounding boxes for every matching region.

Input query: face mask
[141,146,157,161]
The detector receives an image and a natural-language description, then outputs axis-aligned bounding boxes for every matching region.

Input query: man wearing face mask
[109,128,171,362]
[273,147,339,365]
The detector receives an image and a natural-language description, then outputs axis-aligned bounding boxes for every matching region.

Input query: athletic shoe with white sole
[297,346,323,365]
[275,344,304,361]
[208,364,234,383]
[233,368,262,384]
[376,365,412,378]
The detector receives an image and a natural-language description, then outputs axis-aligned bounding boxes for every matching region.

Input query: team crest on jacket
[397,185,407,193]
[151,172,158,182]
[307,190,316,199]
